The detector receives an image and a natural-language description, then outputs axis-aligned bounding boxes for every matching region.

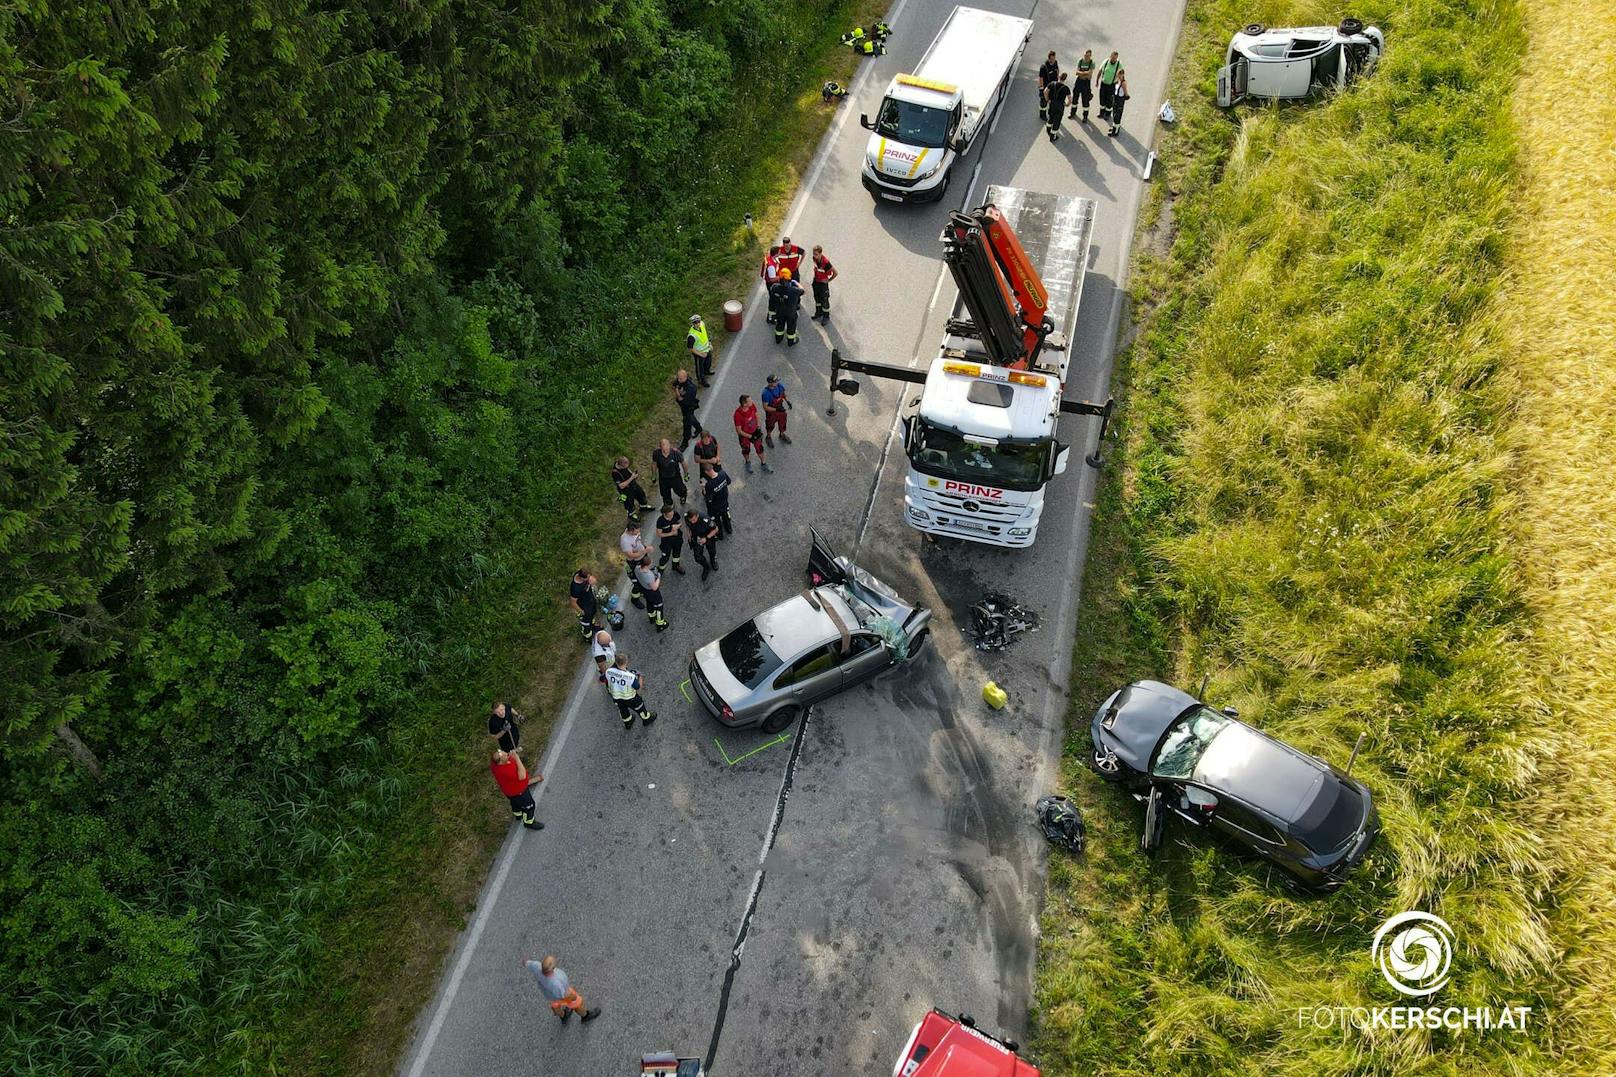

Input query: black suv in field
[1089,680,1379,891]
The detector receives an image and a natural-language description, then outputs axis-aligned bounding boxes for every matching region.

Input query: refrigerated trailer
[860,6,1032,203]
[830,185,1108,548]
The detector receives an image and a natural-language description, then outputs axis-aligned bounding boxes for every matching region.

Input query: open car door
[807,527,847,587]
[1216,57,1248,107]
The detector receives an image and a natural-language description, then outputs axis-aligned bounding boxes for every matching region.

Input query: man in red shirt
[761,245,781,325]
[811,245,838,324]
[775,236,805,279]
[491,749,544,830]
[733,394,773,475]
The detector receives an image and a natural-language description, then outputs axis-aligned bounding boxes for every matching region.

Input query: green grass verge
[1029,0,1578,1072]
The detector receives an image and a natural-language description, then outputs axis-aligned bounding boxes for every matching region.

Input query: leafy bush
[0,0,856,1070]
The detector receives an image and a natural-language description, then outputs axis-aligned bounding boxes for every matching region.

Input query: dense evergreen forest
[1,1,851,1068]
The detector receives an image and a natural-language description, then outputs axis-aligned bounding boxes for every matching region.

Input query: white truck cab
[861,7,1032,203]
[1217,18,1384,106]
[903,358,1070,546]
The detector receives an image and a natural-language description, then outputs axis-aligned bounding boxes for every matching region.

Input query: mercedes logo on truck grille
[963,499,981,513]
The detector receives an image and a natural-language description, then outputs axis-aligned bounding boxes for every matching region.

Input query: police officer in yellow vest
[604,653,656,728]
[687,315,714,387]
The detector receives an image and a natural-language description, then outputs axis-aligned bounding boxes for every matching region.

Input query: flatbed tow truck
[829,185,1110,547]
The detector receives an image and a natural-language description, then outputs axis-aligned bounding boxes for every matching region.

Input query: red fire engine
[891,1010,1040,1076]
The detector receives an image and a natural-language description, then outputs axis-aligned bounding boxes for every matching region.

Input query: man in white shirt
[591,629,616,685]
[619,517,648,608]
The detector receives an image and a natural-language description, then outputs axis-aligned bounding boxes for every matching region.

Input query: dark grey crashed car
[1090,680,1378,891]
[688,530,932,732]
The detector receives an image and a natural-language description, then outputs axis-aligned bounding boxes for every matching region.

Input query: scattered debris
[1036,795,1086,855]
[982,680,1008,710]
[969,592,1039,650]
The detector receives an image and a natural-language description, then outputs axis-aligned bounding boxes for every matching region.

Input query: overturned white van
[1217,18,1384,106]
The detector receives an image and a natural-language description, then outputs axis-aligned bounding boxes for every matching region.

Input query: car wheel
[906,629,930,660]
[762,704,803,734]
[1243,22,1266,36]
[1338,17,1365,36]
[1089,744,1128,782]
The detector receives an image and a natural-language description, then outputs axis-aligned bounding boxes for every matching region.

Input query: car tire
[1338,17,1365,36]
[906,629,930,660]
[1089,744,1128,782]
[762,704,803,734]
[1243,22,1266,35]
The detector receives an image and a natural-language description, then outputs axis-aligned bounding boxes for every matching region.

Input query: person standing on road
[611,456,651,517]
[491,749,544,831]
[655,504,686,574]
[527,955,601,1023]
[1107,66,1130,137]
[1044,72,1072,142]
[488,701,527,754]
[701,462,733,538]
[651,437,689,508]
[684,509,722,580]
[1098,51,1121,126]
[692,428,723,473]
[1038,50,1060,119]
[1070,48,1096,121]
[672,368,701,449]
[569,568,601,641]
[761,374,792,446]
[770,268,804,346]
[733,394,773,474]
[762,245,782,325]
[810,245,838,323]
[620,516,649,609]
[591,628,616,684]
[635,555,669,631]
[686,314,715,387]
[604,653,656,728]
[775,236,805,281]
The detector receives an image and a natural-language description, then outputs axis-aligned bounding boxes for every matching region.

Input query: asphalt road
[400,0,1186,1072]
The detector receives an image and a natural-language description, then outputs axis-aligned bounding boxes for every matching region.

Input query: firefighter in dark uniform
[655,505,686,574]
[811,246,838,323]
[1038,51,1060,119]
[651,437,689,508]
[684,509,722,580]
[770,268,804,346]
[611,456,651,516]
[701,463,733,538]
[671,369,701,450]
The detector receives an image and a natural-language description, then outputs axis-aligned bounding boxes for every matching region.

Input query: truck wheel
[762,704,803,734]
[1242,22,1266,35]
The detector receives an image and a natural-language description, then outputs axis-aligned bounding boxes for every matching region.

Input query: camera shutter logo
[1372,911,1455,997]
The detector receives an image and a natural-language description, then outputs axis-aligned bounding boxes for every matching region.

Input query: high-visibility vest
[605,667,639,700]
[1100,60,1120,85]
[688,320,711,355]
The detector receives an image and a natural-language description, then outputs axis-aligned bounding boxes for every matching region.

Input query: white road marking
[402,7,912,1074]
[403,657,598,1077]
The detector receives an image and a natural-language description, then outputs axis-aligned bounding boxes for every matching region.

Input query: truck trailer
[830,185,1104,548]
[860,6,1032,203]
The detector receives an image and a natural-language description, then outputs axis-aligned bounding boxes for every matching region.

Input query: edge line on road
[402,6,909,1072]
[402,654,599,1077]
